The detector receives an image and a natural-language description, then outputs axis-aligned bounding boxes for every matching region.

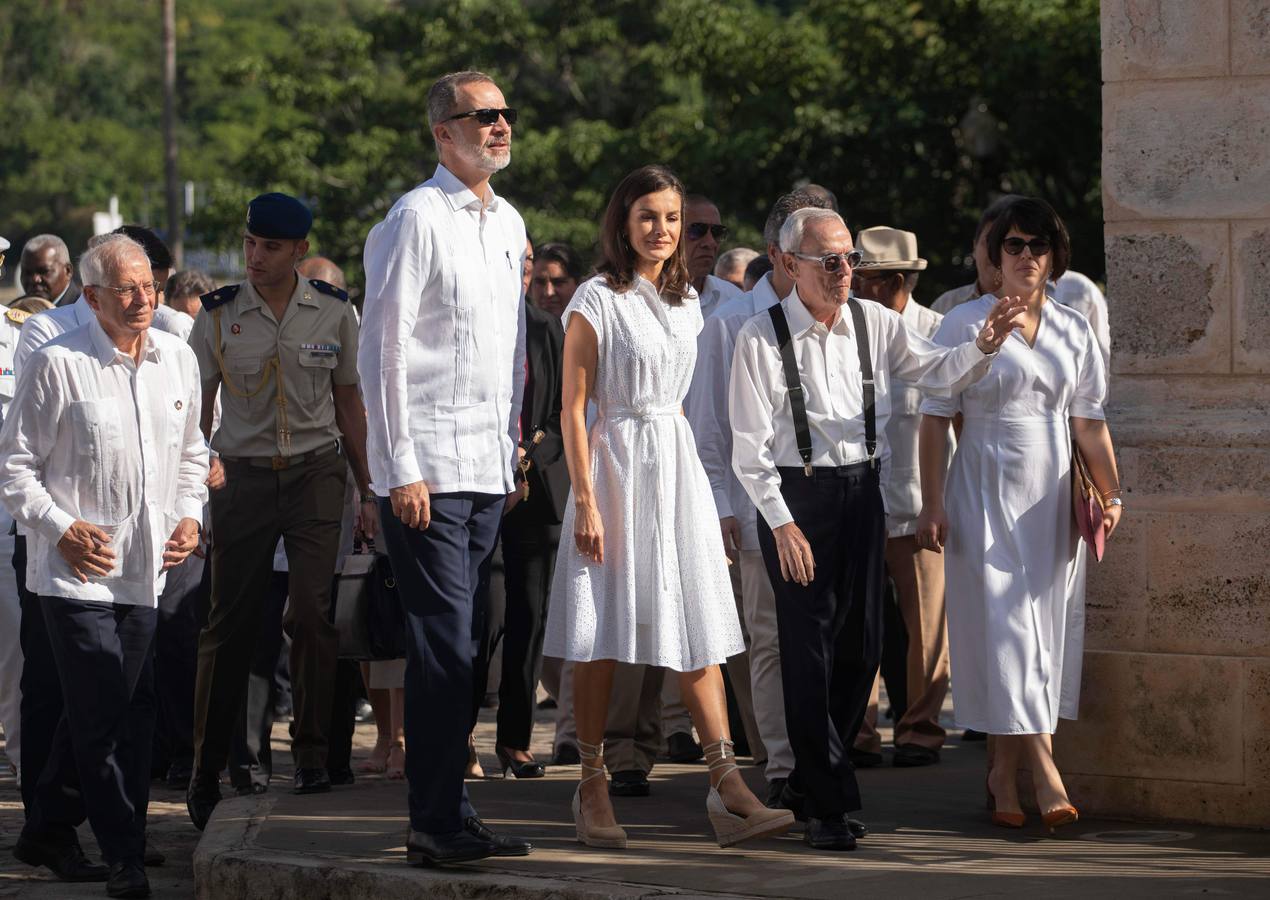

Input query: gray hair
[714,247,759,278]
[763,190,835,246]
[21,233,71,265]
[79,234,148,287]
[427,70,496,129]
[165,268,216,302]
[779,208,845,253]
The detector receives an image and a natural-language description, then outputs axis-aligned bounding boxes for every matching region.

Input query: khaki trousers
[659,562,763,760]
[603,662,665,773]
[856,535,949,752]
[739,548,794,780]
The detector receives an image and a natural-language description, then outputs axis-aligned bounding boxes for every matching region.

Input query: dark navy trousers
[378,492,502,834]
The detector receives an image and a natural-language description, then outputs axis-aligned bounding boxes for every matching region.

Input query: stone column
[1053,1,1270,828]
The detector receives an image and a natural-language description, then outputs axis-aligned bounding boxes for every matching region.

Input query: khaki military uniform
[188,274,359,772]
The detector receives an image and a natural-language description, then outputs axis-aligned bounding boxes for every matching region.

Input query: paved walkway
[5,707,1270,898]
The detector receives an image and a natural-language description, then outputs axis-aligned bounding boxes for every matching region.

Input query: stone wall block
[1063,772,1269,828]
[1102,0,1229,81]
[1246,660,1270,787]
[1232,1,1270,75]
[1103,79,1270,221]
[1104,222,1230,373]
[1130,446,1270,500]
[1084,510,1149,651]
[1145,513,1270,656]
[1058,651,1243,783]
[1232,221,1270,372]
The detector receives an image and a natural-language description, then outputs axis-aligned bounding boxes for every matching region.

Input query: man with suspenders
[728,208,1022,850]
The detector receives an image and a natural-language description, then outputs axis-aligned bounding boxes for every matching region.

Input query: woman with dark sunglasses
[915,196,1122,833]
[541,165,793,851]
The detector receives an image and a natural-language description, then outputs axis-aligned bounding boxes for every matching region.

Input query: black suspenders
[767,298,877,476]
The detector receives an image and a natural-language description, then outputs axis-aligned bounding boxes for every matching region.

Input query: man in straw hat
[849,226,951,768]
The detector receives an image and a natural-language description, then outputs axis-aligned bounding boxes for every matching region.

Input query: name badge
[299,342,340,357]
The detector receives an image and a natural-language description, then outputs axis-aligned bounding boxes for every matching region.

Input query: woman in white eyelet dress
[544,165,792,851]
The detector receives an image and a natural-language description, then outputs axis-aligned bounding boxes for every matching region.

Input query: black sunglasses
[445,107,517,126]
[1001,237,1052,257]
[686,223,729,242]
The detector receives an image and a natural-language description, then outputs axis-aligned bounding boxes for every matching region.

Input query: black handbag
[333,551,408,661]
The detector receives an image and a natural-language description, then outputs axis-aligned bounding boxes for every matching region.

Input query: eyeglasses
[793,250,863,273]
[445,107,517,126]
[94,281,160,298]
[1001,237,1052,257]
[686,223,729,242]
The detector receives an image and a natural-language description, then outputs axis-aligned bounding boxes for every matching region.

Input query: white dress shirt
[14,294,94,375]
[698,274,743,319]
[359,164,527,495]
[684,272,780,550]
[0,319,209,606]
[879,298,950,537]
[729,289,994,531]
[151,303,196,342]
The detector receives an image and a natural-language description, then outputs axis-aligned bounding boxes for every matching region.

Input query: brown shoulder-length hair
[597,165,691,305]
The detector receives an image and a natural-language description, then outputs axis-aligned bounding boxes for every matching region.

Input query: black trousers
[378,492,501,834]
[495,516,560,750]
[152,555,209,775]
[15,535,69,818]
[28,597,157,865]
[757,463,886,818]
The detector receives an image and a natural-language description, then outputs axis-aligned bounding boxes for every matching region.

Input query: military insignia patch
[231,323,241,334]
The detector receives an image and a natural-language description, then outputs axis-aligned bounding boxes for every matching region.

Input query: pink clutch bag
[1071,445,1106,562]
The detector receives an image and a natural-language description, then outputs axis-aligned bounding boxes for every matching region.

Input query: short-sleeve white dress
[542,275,744,672]
[921,294,1108,734]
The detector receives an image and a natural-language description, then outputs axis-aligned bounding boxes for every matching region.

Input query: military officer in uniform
[185,193,375,830]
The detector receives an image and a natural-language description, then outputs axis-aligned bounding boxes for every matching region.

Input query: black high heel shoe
[496,746,546,779]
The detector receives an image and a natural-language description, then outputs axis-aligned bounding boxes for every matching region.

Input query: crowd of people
[0,68,1122,896]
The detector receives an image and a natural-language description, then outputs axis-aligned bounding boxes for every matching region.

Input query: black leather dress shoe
[464,816,532,857]
[893,743,941,768]
[294,767,332,794]
[165,761,193,790]
[961,728,987,742]
[496,747,545,779]
[142,843,165,867]
[329,766,356,786]
[847,748,883,768]
[765,777,789,809]
[186,771,222,832]
[106,860,150,898]
[553,744,580,766]
[609,769,651,797]
[665,731,704,763]
[805,815,857,851]
[405,828,494,867]
[776,781,806,821]
[847,818,869,838]
[13,834,109,881]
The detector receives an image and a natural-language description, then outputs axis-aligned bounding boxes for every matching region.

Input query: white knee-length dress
[542,275,744,672]
[921,294,1108,734]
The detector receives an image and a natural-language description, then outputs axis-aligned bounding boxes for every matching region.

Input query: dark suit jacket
[512,302,568,527]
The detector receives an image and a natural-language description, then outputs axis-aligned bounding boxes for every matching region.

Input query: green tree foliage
[1,0,1101,298]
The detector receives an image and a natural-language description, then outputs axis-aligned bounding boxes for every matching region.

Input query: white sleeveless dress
[542,275,744,672]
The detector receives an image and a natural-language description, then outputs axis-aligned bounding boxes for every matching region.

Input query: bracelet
[1106,497,1123,508]
[361,492,378,503]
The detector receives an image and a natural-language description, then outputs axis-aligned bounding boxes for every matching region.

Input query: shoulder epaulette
[200,284,241,311]
[307,279,349,302]
[4,307,32,326]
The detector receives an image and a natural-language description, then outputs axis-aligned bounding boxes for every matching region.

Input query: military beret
[246,192,313,240]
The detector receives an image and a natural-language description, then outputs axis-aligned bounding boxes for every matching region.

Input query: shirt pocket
[223,354,267,409]
[298,349,337,403]
[67,399,125,524]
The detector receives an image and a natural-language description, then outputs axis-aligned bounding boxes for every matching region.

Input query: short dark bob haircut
[985,196,1071,281]
[535,241,583,282]
[597,165,691,305]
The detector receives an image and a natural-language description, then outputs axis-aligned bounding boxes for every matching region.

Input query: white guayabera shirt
[0,319,208,606]
[359,164,527,495]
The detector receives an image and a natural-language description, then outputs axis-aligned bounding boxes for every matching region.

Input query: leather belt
[221,441,340,471]
[777,461,877,480]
